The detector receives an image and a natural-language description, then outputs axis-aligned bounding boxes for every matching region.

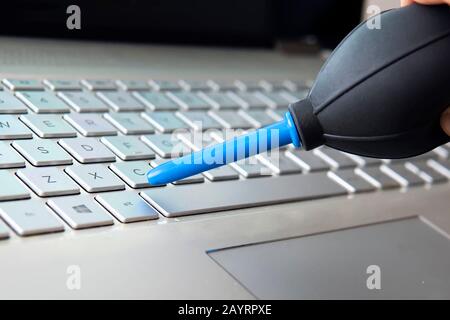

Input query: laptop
[1,0,450,299]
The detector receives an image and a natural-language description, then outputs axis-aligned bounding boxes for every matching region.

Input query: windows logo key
[72,204,92,214]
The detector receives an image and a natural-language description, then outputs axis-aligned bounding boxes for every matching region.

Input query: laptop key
[43,79,81,91]
[208,110,252,129]
[166,92,210,110]
[2,79,44,91]
[12,139,72,166]
[433,145,450,158]
[81,79,116,91]
[227,91,267,109]
[253,91,291,109]
[197,92,240,110]
[380,164,425,187]
[59,138,116,163]
[0,141,26,168]
[259,80,289,92]
[405,161,447,184]
[355,167,400,189]
[65,164,125,192]
[285,149,330,172]
[15,91,70,113]
[257,152,302,175]
[141,134,191,158]
[96,192,159,223]
[0,115,32,139]
[206,80,238,91]
[234,80,262,91]
[57,91,109,113]
[427,159,450,179]
[16,167,80,197]
[63,113,117,136]
[0,92,28,114]
[433,146,448,158]
[284,80,311,92]
[327,169,376,193]
[388,151,439,163]
[278,90,302,103]
[230,158,272,178]
[116,80,149,91]
[282,89,308,100]
[141,172,346,217]
[179,129,224,151]
[172,174,204,185]
[101,136,155,160]
[313,147,357,169]
[97,91,144,112]
[20,114,77,138]
[0,199,64,236]
[132,92,179,111]
[109,161,152,188]
[0,220,9,240]
[148,80,181,91]
[343,153,382,167]
[103,113,154,135]
[178,80,210,91]
[238,110,275,128]
[0,171,30,201]
[141,111,188,133]
[176,111,222,130]
[202,165,239,181]
[47,195,114,229]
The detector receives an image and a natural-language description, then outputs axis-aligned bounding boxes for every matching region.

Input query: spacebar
[140,173,346,217]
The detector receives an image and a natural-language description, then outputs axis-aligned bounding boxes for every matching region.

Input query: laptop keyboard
[0,78,449,238]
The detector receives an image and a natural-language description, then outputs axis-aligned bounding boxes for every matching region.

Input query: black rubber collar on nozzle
[288,99,324,151]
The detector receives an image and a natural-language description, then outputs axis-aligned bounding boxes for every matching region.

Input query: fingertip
[400,0,414,6]
[440,108,450,137]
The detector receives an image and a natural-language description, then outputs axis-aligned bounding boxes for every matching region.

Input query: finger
[414,0,450,4]
[401,0,450,6]
[400,0,415,6]
[440,107,450,137]
[403,0,450,5]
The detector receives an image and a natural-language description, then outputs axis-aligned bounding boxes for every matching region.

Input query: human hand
[401,0,450,5]
[400,0,450,136]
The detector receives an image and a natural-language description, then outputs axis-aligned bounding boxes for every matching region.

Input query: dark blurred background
[0,0,363,49]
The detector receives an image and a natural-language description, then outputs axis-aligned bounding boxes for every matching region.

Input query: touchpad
[208,218,450,299]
